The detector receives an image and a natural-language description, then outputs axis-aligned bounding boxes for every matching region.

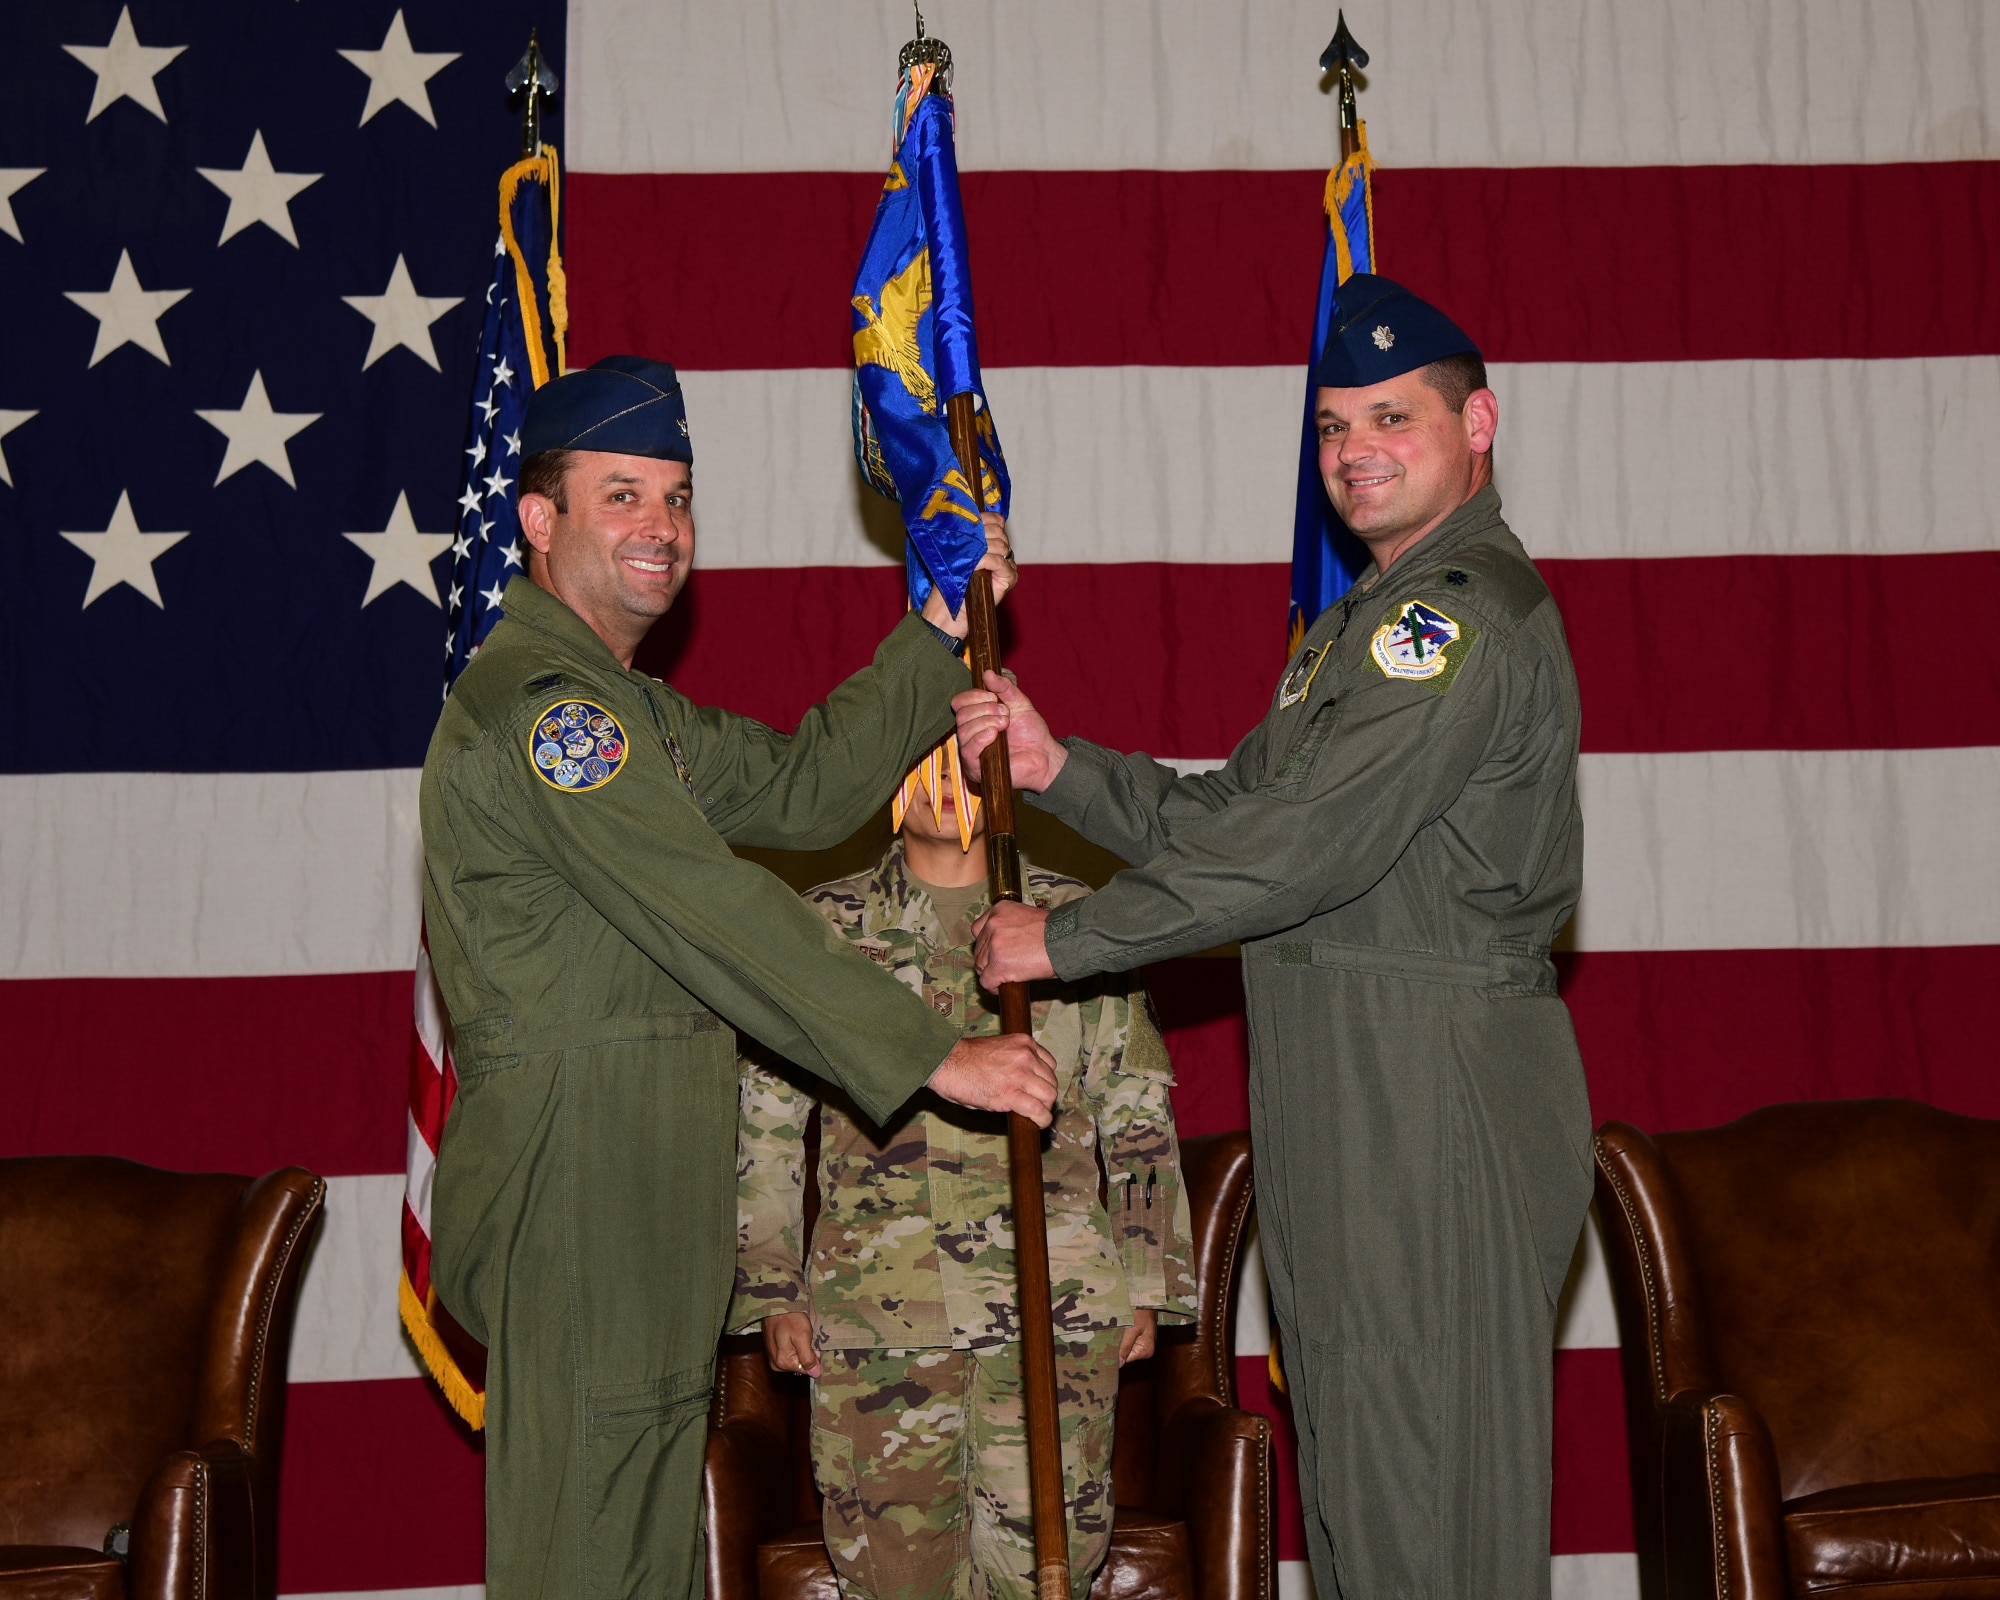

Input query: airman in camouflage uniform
[731,834,1195,1600]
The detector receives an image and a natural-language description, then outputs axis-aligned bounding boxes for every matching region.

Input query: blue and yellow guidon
[529,700,628,792]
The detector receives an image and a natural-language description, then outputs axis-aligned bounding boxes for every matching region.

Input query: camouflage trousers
[809,1328,1123,1600]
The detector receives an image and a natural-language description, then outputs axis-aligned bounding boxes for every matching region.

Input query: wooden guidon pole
[945,391,1070,1600]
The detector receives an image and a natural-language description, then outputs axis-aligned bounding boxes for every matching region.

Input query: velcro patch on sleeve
[1369,600,1478,693]
[528,699,628,792]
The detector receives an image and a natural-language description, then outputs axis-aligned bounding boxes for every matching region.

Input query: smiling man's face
[1316,371,1496,568]
[518,452,694,665]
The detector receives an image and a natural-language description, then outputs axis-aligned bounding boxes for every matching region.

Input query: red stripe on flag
[1552,1349,1635,1555]
[1549,552,2000,753]
[276,1378,484,1594]
[1148,945,2000,1141]
[2,972,408,1174]
[637,557,2000,759]
[1568,945,2000,1131]
[568,163,2000,369]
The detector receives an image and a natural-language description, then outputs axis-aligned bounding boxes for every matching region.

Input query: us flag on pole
[399,136,565,1428]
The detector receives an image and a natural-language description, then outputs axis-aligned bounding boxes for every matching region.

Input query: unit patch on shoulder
[1370,601,1478,692]
[529,700,628,792]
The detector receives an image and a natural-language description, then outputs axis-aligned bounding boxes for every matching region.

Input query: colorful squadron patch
[529,700,629,793]
[1370,600,1476,692]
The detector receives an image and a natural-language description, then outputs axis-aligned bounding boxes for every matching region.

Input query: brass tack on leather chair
[0,1157,326,1600]
[1593,1100,2000,1600]
[703,1130,1273,1600]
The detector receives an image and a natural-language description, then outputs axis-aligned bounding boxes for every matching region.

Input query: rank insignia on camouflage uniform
[528,700,629,792]
[1278,642,1333,709]
[1371,601,1477,692]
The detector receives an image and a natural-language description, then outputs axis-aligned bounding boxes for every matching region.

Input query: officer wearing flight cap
[419,355,1060,1599]
[957,279,1592,1598]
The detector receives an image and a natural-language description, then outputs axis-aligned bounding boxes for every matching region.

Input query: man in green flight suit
[958,279,1594,1599]
[730,745,1195,1600]
[420,355,1060,1600]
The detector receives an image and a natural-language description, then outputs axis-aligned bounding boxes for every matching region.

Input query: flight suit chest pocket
[1270,697,1341,788]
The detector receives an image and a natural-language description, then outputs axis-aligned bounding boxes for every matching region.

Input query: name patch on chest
[1370,601,1475,691]
[1277,643,1333,709]
[529,700,628,792]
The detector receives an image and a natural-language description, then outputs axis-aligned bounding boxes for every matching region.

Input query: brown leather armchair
[1593,1100,2000,1600]
[0,1157,325,1600]
[704,1130,1271,1600]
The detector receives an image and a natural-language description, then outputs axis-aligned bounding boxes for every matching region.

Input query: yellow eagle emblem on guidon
[852,252,937,414]
[528,700,629,792]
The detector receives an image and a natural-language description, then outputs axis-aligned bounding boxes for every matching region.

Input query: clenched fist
[926,1032,1060,1125]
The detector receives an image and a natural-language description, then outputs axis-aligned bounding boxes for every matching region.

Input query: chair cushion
[0,1548,125,1600]
[1784,1474,2000,1597]
[755,1508,1195,1600]
[1091,1509,1193,1600]
[755,1524,839,1600]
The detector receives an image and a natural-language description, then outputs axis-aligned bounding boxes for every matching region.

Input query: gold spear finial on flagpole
[900,3,953,88]
[507,29,561,157]
[1321,10,1370,159]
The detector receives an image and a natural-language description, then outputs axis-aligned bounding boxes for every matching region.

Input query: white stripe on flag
[288,1172,425,1385]
[1575,747,2000,952]
[1,768,420,980]
[9,750,1998,978]
[1232,1211,1620,1360]
[404,1112,438,1238]
[679,360,2000,570]
[568,0,2000,172]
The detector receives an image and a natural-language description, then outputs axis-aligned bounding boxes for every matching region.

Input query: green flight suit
[1029,487,1593,1599]
[420,575,967,1600]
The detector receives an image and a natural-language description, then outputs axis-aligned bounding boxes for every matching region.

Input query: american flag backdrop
[6,4,1999,1599]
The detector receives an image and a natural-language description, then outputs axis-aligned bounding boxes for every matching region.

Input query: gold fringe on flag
[399,1269,487,1429]
[1324,119,1376,284]
[891,733,981,851]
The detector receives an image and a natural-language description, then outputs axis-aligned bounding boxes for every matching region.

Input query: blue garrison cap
[1310,274,1481,390]
[521,355,692,463]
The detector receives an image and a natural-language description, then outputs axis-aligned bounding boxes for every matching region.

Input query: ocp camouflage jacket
[728,841,1196,1351]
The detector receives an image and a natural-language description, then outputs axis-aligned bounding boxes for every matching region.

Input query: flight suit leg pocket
[583,1365,713,1599]
[1305,1335,1443,1597]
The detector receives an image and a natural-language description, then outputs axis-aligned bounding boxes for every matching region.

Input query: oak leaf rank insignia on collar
[529,699,629,792]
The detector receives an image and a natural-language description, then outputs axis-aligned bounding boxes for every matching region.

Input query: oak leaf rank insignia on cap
[1312,273,1480,389]
[529,699,629,792]
[1370,601,1477,693]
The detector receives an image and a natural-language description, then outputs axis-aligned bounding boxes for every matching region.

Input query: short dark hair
[518,447,576,513]
[1418,352,1488,414]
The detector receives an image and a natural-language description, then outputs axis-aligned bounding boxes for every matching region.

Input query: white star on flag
[0,410,35,487]
[0,168,45,244]
[197,131,321,248]
[345,491,452,607]
[501,542,523,569]
[339,11,459,128]
[457,485,481,517]
[343,254,462,370]
[503,429,521,456]
[195,371,321,487]
[61,489,188,608]
[482,467,513,500]
[481,580,508,610]
[64,7,186,124]
[65,249,190,367]
[492,356,515,388]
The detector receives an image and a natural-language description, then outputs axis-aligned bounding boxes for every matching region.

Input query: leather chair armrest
[126,1439,256,1600]
[1160,1397,1274,1600]
[1660,1390,1788,1600]
[705,1415,801,1600]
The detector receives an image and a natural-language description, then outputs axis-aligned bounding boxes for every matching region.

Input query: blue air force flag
[849,67,1008,616]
